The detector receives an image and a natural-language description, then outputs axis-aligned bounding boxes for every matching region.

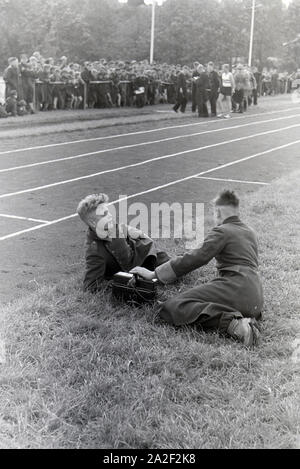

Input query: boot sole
[247,319,261,347]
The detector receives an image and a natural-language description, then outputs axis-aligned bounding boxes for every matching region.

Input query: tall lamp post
[247,0,263,67]
[248,0,256,67]
[119,0,167,64]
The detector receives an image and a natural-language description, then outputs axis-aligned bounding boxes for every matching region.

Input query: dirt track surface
[0,95,299,304]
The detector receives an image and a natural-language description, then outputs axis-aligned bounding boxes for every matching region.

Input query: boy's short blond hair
[77,193,109,224]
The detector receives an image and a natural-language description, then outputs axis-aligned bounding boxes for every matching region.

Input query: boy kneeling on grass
[131,190,263,347]
[77,193,169,293]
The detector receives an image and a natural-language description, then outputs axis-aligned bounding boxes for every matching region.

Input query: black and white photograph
[0,0,299,452]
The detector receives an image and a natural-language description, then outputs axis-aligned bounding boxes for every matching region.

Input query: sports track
[0,96,299,303]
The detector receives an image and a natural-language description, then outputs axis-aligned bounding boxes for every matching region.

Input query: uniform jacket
[254,72,261,88]
[155,216,261,283]
[20,63,38,84]
[83,224,167,292]
[176,72,187,97]
[234,71,248,90]
[195,71,210,100]
[81,68,93,83]
[3,65,21,98]
[157,216,264,326]
[208,70,220,95]
[248,71,257,90]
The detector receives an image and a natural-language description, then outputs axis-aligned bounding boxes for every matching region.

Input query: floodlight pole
[119,0,164,64]
[150,0,156,64]
[248,0,256,67]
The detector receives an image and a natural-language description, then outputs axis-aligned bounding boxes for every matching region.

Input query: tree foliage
[0,0,298,72]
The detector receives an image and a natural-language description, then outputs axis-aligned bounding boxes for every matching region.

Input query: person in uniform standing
[232,64,247,113]
[191,61,200,113]
[20,54,37,114]
[207,61,220,117]
[131,190,263,347]
[252,66,261,105]
[3,57,22,99]
[173,69,188,113]
[195,64,210,118]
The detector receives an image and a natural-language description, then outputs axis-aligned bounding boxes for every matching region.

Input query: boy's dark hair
[215,190,239,207]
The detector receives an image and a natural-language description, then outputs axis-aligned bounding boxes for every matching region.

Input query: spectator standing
[50,68,63,110]
[81,61,93,108]
[217,64,235,119]
[252,66,261,104]
[195,64,210,118]
[271,69,279,95]
[207,61,220,117]
[247,66,257,107]
[133,71,146,108]
[262,69,271,95]
[232,64,247,113]
[172,69,187,113]
[191,61,200,112]
[20,54,37,113]
[38,63,52,111]
[61,68,75,110]
[3,57,22,99]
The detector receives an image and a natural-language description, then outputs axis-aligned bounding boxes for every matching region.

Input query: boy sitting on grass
[131,190,263,347]
[77,193,169,293]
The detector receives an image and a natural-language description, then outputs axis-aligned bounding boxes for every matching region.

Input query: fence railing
[31,79,177,111]
[6,77,290,111]
[32,80,140,110]
[33,80,87,111]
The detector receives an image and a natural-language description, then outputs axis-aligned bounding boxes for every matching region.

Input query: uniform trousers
[159,269,263,333]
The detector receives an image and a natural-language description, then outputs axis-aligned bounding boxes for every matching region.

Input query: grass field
[0,167,299,449]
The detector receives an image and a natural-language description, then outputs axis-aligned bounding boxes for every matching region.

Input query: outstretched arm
[154,226,227,284]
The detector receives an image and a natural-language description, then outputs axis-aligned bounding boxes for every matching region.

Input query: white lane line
[0,213,78,242]
[0,213,50,224]
[1,105,300,156]
[0,123,299,200]
[107,140,300,204]
[1,113,300,173]
[0,138,299,242]
[194,176,270,185]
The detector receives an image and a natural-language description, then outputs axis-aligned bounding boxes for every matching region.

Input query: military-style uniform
[3,65,22,99]
[37,68,51,110]
[233,70,247,112]
[155,216,264,332]
[208,70,220,116]
[191,69,200,112]
[20,63,38,105]
[83,224,169,292]
[196,71,210,117]
[173,72,187,113]
[133,75,147,108]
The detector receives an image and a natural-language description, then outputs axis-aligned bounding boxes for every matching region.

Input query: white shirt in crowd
[222,72,235,88]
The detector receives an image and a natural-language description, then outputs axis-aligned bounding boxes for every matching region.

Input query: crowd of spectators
[0,51,299,118]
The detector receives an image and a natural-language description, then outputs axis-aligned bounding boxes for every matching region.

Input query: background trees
[0,0,298,71]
